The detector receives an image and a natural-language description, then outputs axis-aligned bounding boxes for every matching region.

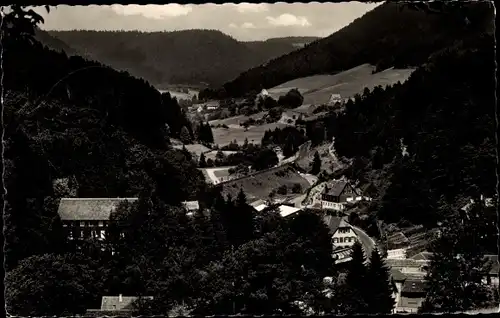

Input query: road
[351,225,377,262]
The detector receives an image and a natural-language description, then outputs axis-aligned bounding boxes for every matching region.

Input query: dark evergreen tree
[339,241,368,314]
[180,126,192,144]
[311,151,321,175]
[199,153,207,168]
[282,135,295,158]
[366,248,395,314]
[421,201,492,313]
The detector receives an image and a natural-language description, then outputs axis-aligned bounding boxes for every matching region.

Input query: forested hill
[39,29,318,88]
[3,29,206,270]
[303,32,496,241]
[223,1,494,97]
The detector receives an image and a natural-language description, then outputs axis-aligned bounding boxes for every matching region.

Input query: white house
[387,248,407,260]
[328,93,342,105]
[323,215,359,249]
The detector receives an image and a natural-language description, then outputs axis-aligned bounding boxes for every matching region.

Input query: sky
[34,2,382,41]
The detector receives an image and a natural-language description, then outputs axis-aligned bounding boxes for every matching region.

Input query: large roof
[323,215,351,234]
[57,198,138,221]
[100,296,153,311]
[324,180,348,197]
[401,280,427,293]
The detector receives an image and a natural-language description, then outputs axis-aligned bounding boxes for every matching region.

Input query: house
[86,295,153,316]
[320,180,359,211]
[396,279,427,313]
[386,258,429,276]
[328,93,342,105]
[387,248,408,260]
[182,200,200,216]
[323,215,359,249]
[483,254,499,286]
[57,198,138,241]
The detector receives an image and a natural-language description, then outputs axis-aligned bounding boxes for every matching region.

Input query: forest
[222,1,494,97]
[41,29,317,87]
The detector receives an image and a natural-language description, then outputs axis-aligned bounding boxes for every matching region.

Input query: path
[205,167,232,184]
[351,225,377,261]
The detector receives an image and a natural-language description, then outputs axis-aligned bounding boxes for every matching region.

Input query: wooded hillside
[223,1,494,97]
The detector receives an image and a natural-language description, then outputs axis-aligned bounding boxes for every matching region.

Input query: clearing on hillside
[267,64,415,105]
[220,164,310,202]
[212,122,287,146]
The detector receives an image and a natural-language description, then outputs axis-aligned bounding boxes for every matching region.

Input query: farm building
[328,93,342,105]
[57,198,138,242]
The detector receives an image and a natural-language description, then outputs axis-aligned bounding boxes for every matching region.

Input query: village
[55,86,498,315]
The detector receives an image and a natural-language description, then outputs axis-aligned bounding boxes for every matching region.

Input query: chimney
[119,294,123,302]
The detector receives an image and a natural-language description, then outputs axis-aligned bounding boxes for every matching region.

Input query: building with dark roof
[320,180,359,211]
[86,295,153,316]
[57,198,138,241]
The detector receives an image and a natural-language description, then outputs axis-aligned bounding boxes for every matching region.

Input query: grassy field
[212,122,288,146]
[209,111,267,127]
[220,164,310,202]
[267,64,415,105]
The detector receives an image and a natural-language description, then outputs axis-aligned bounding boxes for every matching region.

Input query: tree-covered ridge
[223,1,494,97]
[309,33,495,232]
[3,19,205,271]
[40,29,318,88]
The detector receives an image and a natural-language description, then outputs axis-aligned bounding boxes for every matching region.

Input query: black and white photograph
[1,1,498,316]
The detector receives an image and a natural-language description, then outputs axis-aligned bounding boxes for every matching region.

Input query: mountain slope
[223,1,494,97]
[39,30,318,88]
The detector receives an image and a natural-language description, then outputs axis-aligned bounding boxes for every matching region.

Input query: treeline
[223,1,494,97]
[42,29,313,87]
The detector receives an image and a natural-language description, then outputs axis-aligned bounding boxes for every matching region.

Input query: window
[63,223,68,227]
[98,221,104,227]
[333,237,338,243]
[339,237,344,243]
[100,230,106,239]
[80,221,85,227]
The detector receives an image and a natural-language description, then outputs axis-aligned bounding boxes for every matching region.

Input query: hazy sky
[34,2,382,41]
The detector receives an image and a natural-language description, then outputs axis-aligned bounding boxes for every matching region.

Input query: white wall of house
[387,248,407,260]
[332,227,358,248]
[320,200,345,211]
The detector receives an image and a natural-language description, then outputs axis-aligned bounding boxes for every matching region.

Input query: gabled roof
[323,215,352,234]
[100,296,153,311]
[324,180,348,197]
[401,280,427,294]
[386,258,429,268]
[390,268,407,282]
[410,251,433,261]
[57,198,138,221]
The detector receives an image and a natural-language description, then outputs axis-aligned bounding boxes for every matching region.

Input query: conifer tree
[283,136,295,158]
[198,153,207,168]
[236,188,247,207]
[340,241,368,314]
[367,248,395,314]
[421,200,491,313]
[311,151,322,175]
[180,126,192,144]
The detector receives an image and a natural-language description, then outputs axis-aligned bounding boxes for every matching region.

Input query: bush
[276,185,288,195]
[291,183,302,194]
